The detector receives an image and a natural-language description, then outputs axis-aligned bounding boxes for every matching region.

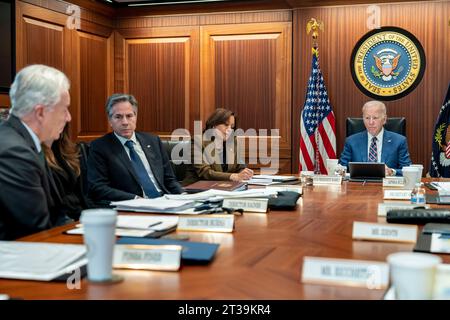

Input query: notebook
[117,237,219,264]
[184,180,247,193]
[349,162,385,182]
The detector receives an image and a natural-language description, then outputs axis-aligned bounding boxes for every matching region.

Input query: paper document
[116,215,178,231]
[67,215,179,237]
[0,241,87,281]
[244,178,277,186]
[431,233,450,253]
[251,175,298,182]
[111,197,195,213]
[431,182,450,190]
[67,227,154,237]
[165,189,278,201]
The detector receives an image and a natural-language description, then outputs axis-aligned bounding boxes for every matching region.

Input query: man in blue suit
[339,101,411,176]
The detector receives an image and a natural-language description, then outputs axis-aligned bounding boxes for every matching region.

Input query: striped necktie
[369,136,378,162]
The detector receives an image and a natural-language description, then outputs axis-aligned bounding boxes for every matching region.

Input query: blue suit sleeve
[339,139,352,168]
[396,137,412,175]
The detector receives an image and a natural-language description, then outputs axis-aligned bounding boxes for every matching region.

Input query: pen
[116,221,163,230]
[147,221,162,228]
[194,204,214,212]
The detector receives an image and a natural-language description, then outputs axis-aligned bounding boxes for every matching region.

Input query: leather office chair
[161,140,192,182]
[346,117,406,137]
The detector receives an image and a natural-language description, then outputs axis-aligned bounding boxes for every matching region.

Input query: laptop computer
[348,162,385,182]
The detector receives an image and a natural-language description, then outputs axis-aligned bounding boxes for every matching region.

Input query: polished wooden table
[1,180,449,300]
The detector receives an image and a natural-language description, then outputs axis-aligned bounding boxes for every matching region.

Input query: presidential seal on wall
[350,26,426,101]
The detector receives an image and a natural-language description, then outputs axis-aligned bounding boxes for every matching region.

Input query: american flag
[430,83,450,177]
[299,50,336,173]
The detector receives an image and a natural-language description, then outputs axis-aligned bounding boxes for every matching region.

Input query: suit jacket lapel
[203,141,223,172]
[8,115,61,213]
[360,131,369,162]
[8,115,47,178]
[7,115,38,152]
[381,130,392,164]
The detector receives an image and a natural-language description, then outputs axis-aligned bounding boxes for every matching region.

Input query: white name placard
[352,221,418,243]
[312,175,342,185]
[177,214,234,233]
[113,244,182,271]
[383,189,412,200]
[301,256,389,289]
[382,177,405,187]
[222,198,268,213]
[377,202,429,217]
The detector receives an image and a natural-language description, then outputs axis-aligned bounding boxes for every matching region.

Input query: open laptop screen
[349,162,385,182]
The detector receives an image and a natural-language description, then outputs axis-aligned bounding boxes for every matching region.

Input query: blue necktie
[369,137,378,162]
[125,140,160,198]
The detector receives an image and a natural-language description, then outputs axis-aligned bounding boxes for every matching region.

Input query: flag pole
[307,18,324,174]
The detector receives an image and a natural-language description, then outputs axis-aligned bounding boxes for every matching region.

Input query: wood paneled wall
[115,26,200,135]
[116,11,292,172]
[75,32,113,139]
[200,22,292,171]
[15,0,114,141]
[13,0,450,174]
[293,1,450,173]
[0,94,10,108]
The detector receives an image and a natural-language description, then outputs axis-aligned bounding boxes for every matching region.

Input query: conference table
[1,179,449,300]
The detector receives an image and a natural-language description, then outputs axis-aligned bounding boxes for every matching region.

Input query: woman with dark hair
[43,125,91,220]
[182,108,253,185]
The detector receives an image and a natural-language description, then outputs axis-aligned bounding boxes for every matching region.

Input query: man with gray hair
[339,100,411,176]
[87,93,182,203]
[0,64,72,239]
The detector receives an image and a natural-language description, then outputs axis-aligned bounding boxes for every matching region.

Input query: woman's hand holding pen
[231,168,254,181]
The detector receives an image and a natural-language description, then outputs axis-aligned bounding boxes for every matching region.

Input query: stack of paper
[165,188,278,201]
[252,174,298,182]
[111,198,196,213]
[0,241,87,281]
[67,215,179,237]
[432,182,450,196]
[245,175,299,186]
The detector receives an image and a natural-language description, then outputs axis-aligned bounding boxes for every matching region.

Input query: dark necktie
[221,141,228,172]
[124,140,160,198]
[369,136,378,162]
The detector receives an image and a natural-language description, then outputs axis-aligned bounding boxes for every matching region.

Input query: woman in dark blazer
[183,108,254,185]
[43,125,91,220]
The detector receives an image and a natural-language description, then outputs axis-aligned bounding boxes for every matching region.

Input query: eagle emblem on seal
[372,48,403,82]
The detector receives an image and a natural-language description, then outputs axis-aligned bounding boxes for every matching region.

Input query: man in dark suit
[87,94,183,203]
[0,64,72,240]
[339,100,412,176]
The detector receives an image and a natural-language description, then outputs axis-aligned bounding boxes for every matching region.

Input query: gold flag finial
[306,18,324,47]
